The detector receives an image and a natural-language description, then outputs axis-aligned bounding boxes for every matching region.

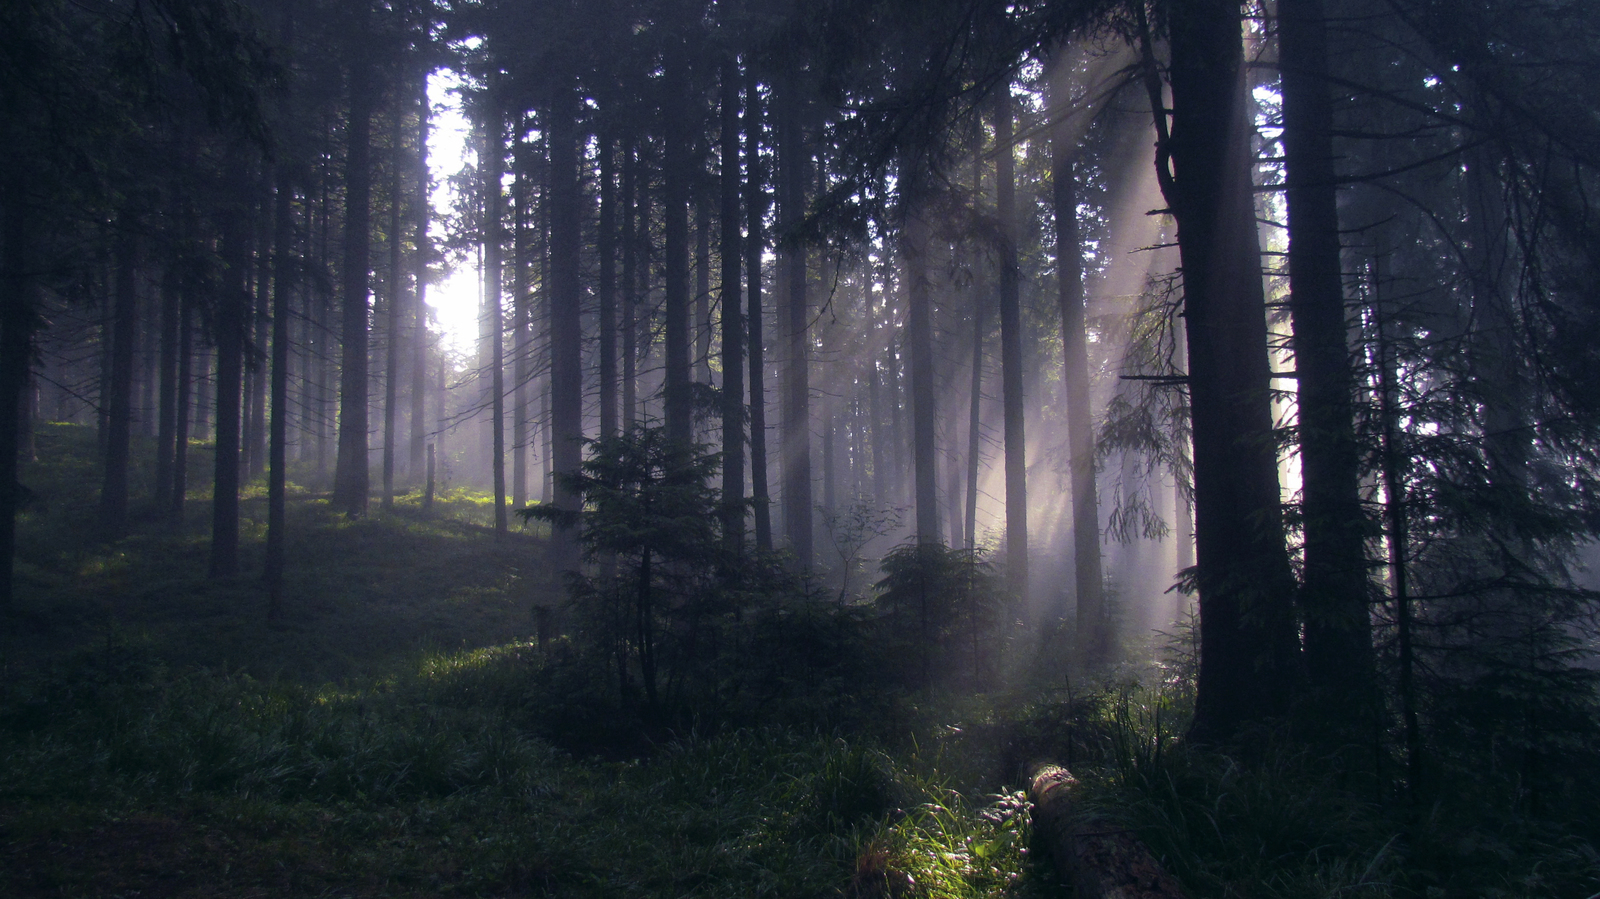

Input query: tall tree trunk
[779,78,812,565]
[311,163,330,475]
[965,282,984,552]
[745,64,773,552]
[100,223,138,540]
[512,136,532,508]
[696,194,712,386]
[871,359,887,516]
[904,206,940,544]
[548,81,584,566]
[622,138,639,430]
[995,90,1028,594]
[333,45,374,517]
[247,188,270,481]
[1279,0,1372,721]
[410,76,430,482]
[172,290,192,524]
[663,51,693,446]
[266,169,293,616]
[0,197,40,612]
[598,134,619,438]
[1053,142,1106,666]
[155,272,179,509]
[383,109,404,511]
[484,109,508,539]
[720,57,745,550]
[211,173,249,578]
[1146,0,1301,740]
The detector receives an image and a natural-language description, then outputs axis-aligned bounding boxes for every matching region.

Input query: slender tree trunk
[155,272,179,509]
[1053,143,1106,666]
[211,174,249,578]
[995,91,1028,594]
[383,110,404,511]
[193,341,212,442]
[720,57,746,550]
[599,134,619,438]
[333,46,374,516]
[696,193,712,387]
[100,224,138,540]
[1280,0,1372,721]
[512,137,532,508]
[779,78,812,565]
[1146,0,1301,740]
[663,52,693,445]
[0,197,40,613]
[745,64,773,552]
[266,169,293,616]
[247,189,269,481]
[904,206,940,544]
[410,76,430,482]
[965,284,984,552]
[548,80,584,565]
[1373,252,1420,803]
[484,109,508,539]
[622,138,639,430]
[172,291,192,525]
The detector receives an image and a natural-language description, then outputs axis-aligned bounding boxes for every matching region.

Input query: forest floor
[4,425,1598,898]
[0,425,1051,898]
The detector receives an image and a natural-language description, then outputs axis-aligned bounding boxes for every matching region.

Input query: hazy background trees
[4,0,1599,787]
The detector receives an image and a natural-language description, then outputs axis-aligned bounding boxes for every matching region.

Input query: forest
[2,0,1599,896]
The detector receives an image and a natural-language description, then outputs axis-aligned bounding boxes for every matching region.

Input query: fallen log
[1028,765,1190,899]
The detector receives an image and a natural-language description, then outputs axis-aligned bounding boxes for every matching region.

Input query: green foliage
[875,542,1004,690]
[522,428,722,566]
[0,635,1048,898]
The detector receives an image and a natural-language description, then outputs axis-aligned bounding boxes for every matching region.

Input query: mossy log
[1028,765,1189,899]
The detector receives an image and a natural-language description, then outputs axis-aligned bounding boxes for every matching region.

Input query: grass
[1,423,1052,898]
[0,636,1052,898]
[7,422,1596,898]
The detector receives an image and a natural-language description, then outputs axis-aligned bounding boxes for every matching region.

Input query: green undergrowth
[0,638,1049,898]
[7,425,556,682]
[977,684,1600,899]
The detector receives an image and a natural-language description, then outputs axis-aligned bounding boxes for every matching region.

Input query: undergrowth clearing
[3,425,1597,898]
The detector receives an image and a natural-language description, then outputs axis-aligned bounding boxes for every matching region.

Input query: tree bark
[965,282,984,552]
[745,64,773,552]
[598,134,619,439]
[155,271,180,510]
[663,49,693,446]
[211,172,249,578]
[246,189,269,481]
[513,135,532,508]
[410,75,430,482]
[548,80,584,567]
[720,57,746,551]
[333,43,374,517]
[779,77,812,565]
[100,223,139,540]
[0,197,40,612]
[171,289,192,525]
[1053,143,1106,667]
[622,138,639,430]
[903,206,940,544]
[383,108,404,511]
[266,168,293,616]
[1279,0,1373,721]
[1150,0,1301,740]
[1029,766,1191,899]
[995,90,1028,595]
[484,108,508,539]
[696,193,712,387]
